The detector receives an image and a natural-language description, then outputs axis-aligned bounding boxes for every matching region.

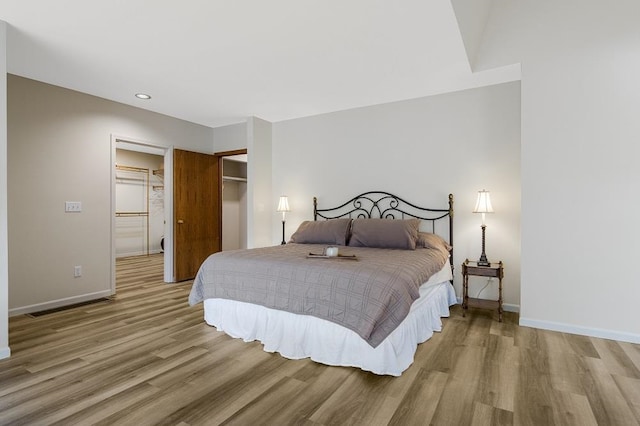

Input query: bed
[189,192,456,376]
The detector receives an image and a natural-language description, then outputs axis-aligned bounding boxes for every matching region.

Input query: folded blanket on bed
[188,243,448,347]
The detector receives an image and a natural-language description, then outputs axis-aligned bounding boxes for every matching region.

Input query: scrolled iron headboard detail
[313,191,455,278]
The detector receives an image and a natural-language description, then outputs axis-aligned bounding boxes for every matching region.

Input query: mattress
[202,261,456,376]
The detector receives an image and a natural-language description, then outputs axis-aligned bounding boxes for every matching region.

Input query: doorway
[221,153,248,250]
[111,136,172,294]
[114,149,164,258]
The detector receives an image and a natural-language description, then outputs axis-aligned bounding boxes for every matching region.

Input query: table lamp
[473,190,494,266]
[277,196,290,245]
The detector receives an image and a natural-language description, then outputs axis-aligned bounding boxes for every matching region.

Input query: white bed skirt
[202,266,457,376]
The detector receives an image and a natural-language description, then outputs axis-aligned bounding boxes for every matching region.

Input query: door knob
[177,219,184,224]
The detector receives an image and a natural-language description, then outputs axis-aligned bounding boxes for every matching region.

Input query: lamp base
[477,224,490,266]
[477,254,490,267]
[281,220,286,245]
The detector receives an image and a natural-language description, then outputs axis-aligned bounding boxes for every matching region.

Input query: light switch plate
[65,201,82,212]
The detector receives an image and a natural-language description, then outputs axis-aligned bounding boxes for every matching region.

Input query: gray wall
[7,75,214,314]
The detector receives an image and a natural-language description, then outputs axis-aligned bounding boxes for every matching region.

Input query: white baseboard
[455,296,520,313]
[0,347,10,360]
[519,317,640,344]
[503,303,520,313]
[9,290,114,317]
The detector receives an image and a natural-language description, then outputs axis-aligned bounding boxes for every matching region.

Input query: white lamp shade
[277,196,290,212]
[473,190,494,214]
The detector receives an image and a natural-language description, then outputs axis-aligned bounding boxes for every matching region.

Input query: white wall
[222,180,248,250]
[477,1,640,342]
[0,21,10,359]
[272,82,521,307]
[213,122,270,252]
[215,123,250,250]
[247,117,273,248]
[213,122,247,153]
[7,75,214,315]
[115,149,165,257]
[450,0,493,70]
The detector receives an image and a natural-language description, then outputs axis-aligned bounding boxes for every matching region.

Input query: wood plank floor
[1,254,639,425]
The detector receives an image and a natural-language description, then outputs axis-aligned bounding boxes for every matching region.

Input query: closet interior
[115,149,165,258]
[222,155,247,251]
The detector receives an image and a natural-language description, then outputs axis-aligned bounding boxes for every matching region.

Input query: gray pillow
[417,232,452,256]
[289,218,351,245]
[348,218,420,250]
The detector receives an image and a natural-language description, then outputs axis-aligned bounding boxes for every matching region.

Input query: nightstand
[461,259,504,322]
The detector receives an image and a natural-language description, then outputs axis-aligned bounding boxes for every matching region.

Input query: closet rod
[116,164,149,172]
[115,212,150,217]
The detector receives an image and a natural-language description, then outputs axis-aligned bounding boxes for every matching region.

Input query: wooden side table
[462,259,504,322]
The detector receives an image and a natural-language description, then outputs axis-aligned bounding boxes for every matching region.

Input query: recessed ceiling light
[135,93,151,100]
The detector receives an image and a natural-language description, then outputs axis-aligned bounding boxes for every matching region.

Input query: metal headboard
[313,191,454,275]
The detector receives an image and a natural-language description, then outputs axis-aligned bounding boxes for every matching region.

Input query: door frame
[110,142,248,291]
[110,134,175,296]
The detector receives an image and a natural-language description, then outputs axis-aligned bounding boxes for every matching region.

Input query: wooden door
[173,149,221,281]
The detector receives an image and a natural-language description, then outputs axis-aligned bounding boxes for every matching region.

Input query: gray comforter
[188,243,449,347]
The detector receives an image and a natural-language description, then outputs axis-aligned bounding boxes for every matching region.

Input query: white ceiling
[0,0,519,128]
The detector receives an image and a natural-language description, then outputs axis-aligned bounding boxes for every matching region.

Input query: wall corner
[0,20,11,359]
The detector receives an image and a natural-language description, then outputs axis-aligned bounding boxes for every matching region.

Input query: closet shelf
[223,175,247,182]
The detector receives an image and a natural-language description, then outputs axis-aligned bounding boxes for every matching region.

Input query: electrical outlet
[65,201,82,212]
[74,266,82,278]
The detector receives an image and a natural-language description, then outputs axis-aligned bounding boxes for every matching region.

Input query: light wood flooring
[1,254,639,425]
